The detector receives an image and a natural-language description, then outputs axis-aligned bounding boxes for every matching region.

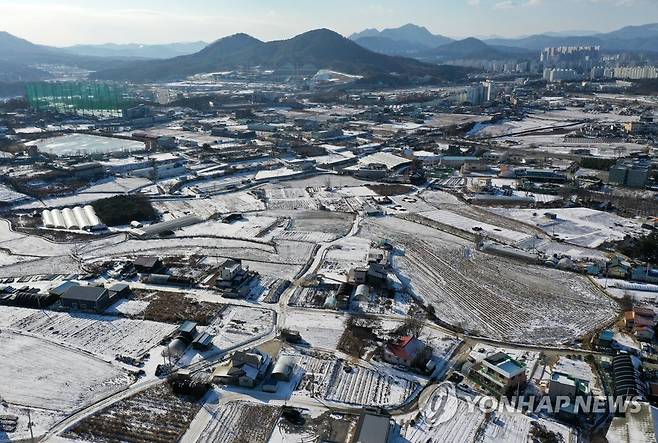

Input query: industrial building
[609,158,652,188]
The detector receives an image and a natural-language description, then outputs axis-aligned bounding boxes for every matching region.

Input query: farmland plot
[362,217,618,345]
[285,310,345,350]
[289,350,420,407]
[325,360,420,407]
[0,331,132,411]
[402,389,574,443]
[0,255,82,277]
[9,307,176,359]
[197,305,275,355]
[195,401,280,443]
[65,384,201,443]
[490,207,648,248]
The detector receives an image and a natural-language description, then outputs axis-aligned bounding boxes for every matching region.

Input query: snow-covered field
[5,307,176,359]
[401,388,575,443]
[284,310,346,350]
[0,219,77,257]
[190,400,279,443]
[1,331,132,411]
[288,350,420,408]
[491,207,648,248]
[362,217,618,345]
[0,183,29,204]
[417,209,532,245]
[325,359,420,407]
[152,191,265,219]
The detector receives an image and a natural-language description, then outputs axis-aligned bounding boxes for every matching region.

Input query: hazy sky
[2,0,658,46]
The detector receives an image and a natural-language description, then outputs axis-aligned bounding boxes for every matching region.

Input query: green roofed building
[25,81,134,118]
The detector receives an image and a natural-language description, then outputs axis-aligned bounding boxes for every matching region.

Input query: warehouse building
[60,285,112,312]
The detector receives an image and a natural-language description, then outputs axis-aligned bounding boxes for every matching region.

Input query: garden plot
[402,389,574,443]
[193,400,280,443]
[241,260,302,281]
[289,211,355,236]
[245,275,290,303]
[266,198,319,211]
[287,350,420,408]
[0,331,132,411]
[491,207,648,248]
[8,307,176,359]
[279,175,373,189]
[361,217,618,345]
[325,359,420,407]
[285,310,346,350]
[318,236,371,281]
[204,305,274,352]
[64,383,202,443]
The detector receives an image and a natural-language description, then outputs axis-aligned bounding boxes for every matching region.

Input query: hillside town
[1,11,658,443]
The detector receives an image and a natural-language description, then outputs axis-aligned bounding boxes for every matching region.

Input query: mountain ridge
[91,28,470,84]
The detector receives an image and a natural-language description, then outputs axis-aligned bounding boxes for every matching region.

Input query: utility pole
[27,409,34,443]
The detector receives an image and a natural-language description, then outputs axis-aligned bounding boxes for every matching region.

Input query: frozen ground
[0,331,132,411]
[284,310,346,350]
[361,217,618,344]
[79,235,315,267]
[288,349,421,408]
[152,192,265,219]
[188,399,280,443]
[0,218,77,257]
[318,236,371,282]
[0,183,29,204]
[0,404,65,442]
[5,306,176,359]
[491,207,648,248]
[401,388,575,443]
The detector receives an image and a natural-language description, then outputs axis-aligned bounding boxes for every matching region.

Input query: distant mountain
[92,29,469,84]
[484,23,658,52]
[422,38,494,59]
[350,24,452,54]
[0,30,133,80]
[415,38,533,63]
[62,41,208,59]
[0,60,51,82]
[353,36,431,55]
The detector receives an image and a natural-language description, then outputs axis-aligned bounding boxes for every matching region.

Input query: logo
[425,382,459,425]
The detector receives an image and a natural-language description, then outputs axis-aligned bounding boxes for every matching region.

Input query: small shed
[192,332,214,350]
[271,355,295,382]
[178,320,198,341]
[107,282,131,298]
[134,256,162,273]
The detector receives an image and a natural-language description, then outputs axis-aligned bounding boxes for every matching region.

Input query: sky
[1,0,658,46]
